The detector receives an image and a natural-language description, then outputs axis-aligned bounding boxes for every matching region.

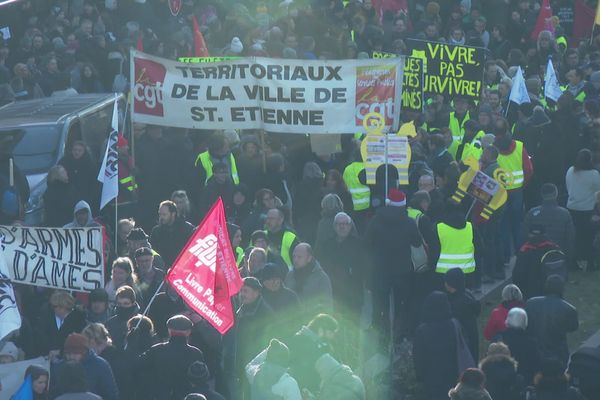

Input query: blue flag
[10,374,33,400]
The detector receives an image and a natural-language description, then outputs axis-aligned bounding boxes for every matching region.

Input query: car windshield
[0,126,61,175]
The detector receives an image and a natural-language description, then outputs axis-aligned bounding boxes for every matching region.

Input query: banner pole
[260,130,267,174]
[591,23,596,46]
[504,100,511,118]
[114,197,118,256]
[384,134,389,203]
[129,93,136,169]
[125,280,165,349]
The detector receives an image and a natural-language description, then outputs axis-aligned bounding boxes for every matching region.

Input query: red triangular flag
[192,15,209,57]
[531,0,554,40]
[573,0,595,41]
[166,198,242,334]
[136,34,144,52]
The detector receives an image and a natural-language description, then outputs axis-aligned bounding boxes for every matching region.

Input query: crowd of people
[1,0,600,399]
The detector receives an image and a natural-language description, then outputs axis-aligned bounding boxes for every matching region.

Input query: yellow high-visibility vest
[407,207,423,220]
[497,140,524,190]
[436,222,476,274]
[119,175,138,192]
[195,151,240,185]
[279,230,297,270]
[448,130,485,161]
[449,111,470,142]
[343,162,370,211]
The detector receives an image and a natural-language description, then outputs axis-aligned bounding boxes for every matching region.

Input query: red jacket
[483,300,525,341]
[498,140,534,190]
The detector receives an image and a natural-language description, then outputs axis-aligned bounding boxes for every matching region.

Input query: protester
[137,315,205,400]
[479,342,523,400]
[245,338,302,400]
[49,333,119,400]
[36,291,86,357]
[150,200,194,268]
[414,291,460,400]
[85,288,110,324]
[448,368,493,400]
[526,358,585,400]
[483,284,524,341]
[512,224,564,300]
[187,361,226,400]
[105,285,141,350]
[284,243,333,315]
[565,148,600,270]
[10,364,49,400]
[525,275,579,365]
[499,307,541,386]
[4,1,600,399]
[444,268,481,361]
[104,257,140,306]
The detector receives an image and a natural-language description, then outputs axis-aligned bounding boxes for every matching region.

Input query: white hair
[506,307,528,330]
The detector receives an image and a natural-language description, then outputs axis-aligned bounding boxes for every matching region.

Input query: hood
[442,209,467,229]
[449,384,493,400]
[375,205,407,222]
[421,291,452,323]
[65,200,94,227]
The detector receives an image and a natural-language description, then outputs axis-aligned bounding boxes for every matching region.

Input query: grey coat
[523,199,575,259]
[285,261,333,314]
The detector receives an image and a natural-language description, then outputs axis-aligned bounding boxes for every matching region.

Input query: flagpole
[125,280,165,350]
[592,23,596,46]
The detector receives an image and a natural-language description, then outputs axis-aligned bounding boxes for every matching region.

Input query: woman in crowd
[483,284,524,341]
[10,364,49,399]
[104,257,140,307]
[566,149,600,270]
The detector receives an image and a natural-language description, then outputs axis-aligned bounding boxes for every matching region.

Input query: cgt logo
[133,57,166,116]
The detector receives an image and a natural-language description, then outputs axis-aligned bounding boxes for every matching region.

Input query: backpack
[540,248,567,282]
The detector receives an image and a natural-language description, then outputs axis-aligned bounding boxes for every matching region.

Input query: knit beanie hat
[64,333,89,355]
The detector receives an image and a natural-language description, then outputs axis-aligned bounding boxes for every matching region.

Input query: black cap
[259,263,286,281]
[127,228,148,241]
[167,315,193,331]
[89,288,109,304]
[135,246,153,258]
[243,276,262,291]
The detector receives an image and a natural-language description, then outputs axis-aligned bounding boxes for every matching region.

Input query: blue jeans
[500,189,524,262]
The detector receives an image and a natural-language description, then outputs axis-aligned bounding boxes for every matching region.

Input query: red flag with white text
[166,198,242,334]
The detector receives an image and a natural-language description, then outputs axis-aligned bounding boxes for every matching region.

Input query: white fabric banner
[0,235,21,341]
[0,225,104,292]
[97,98,119,210]
[130,50,405,134]
[0,357,48,398]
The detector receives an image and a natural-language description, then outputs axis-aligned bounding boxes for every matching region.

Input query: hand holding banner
[166,198,242,334]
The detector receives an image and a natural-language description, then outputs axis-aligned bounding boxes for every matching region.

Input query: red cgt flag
[166,198,242,334]
[192,16,209,57]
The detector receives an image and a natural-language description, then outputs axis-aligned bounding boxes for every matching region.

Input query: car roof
[0,94,120,128]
